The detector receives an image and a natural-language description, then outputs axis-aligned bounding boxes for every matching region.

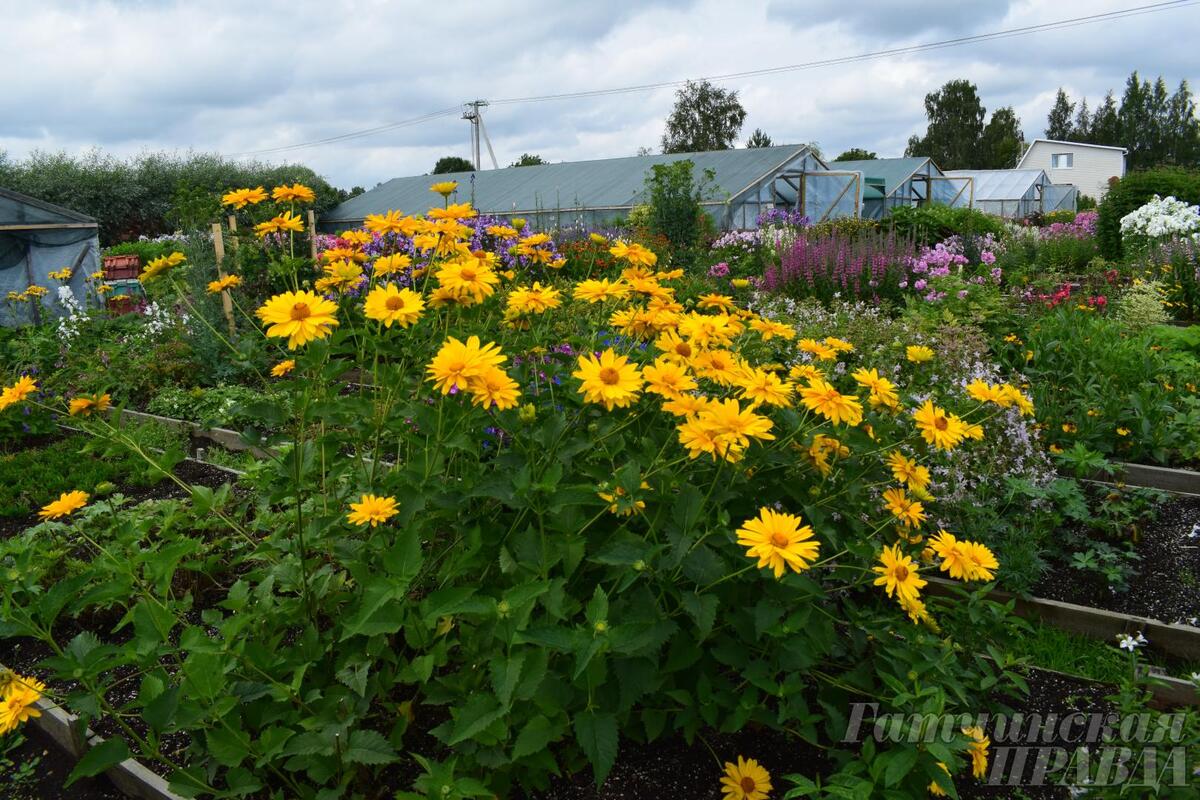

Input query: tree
[904,79,986,169]
[1045,88,1075,140]
[432,156,475,174]
[635,146,655,157]
[1166,80,1200,165]
[834,148,877,161]
[745,128,773,148]
[509,153,546,167]
[1119,72,1149,168]
[1090,91,1121,146]
[980,107,1025,169]
[661,80,747,154]
[1072,98,1091,143]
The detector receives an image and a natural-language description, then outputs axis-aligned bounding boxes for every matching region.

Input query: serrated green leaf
[574,711,618,786]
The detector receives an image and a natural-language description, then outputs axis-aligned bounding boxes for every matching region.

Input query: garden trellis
[0,188,99,325]
[322,144,862,232]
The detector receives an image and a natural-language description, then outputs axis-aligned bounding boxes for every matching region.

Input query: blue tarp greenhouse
[0,188,100,326]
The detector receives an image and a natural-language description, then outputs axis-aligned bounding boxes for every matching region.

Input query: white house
[1016,139,1126,202]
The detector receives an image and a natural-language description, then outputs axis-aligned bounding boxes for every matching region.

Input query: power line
[229,0,1197,157]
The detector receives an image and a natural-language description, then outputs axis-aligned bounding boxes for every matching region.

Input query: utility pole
[462,100,498,170]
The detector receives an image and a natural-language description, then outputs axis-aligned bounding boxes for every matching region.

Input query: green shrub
[1114,281,1170,330]
[102,239,185,264]
[886,205,1006,245]
[1096,168,1200,259]
[644,160,714,263]
[1043,209,1077,225]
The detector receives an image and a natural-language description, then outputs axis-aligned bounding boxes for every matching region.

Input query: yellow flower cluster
[140,252,186,283]
[0,375,38,412]
[0,673,46,734]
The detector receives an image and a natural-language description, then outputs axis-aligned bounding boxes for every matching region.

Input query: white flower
[1116,632,1147,651]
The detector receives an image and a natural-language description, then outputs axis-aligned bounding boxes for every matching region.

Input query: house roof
[322,144,820,225]
[0,187,97,228]
[829,157,936,197]
[942,169,1049,200]
[1017,138,1128,169]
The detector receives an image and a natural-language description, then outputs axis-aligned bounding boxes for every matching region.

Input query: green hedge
[886,205,1006,246]
[1097,167,1200,259]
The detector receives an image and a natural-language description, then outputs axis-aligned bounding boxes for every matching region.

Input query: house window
[1051,153,1074,169]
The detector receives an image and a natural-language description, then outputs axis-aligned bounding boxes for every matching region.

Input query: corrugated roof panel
[942,169,1048,201]
[324,145,813,224]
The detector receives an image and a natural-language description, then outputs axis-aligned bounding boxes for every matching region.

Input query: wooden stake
[227,215,239,251]
[307,209,318,260]
[211,223,237,340]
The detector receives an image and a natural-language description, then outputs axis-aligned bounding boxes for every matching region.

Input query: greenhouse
[941,168,1076,217]
[0,188,99,326]
[829,156,971,219]
[322,144,866,232]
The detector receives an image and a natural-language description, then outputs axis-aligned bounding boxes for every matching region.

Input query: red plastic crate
[102,254,141,280]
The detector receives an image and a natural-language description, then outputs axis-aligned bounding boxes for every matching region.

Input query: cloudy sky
[2,0,1197,188]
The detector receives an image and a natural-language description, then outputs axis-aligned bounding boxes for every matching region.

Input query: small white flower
[1116,633,1145,651]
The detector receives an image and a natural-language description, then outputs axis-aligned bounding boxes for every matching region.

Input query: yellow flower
[346,494,399,527]
[364,284,425,329]
[748,317,795,341]
[271,360,296,378]
[719,755,772,800]
[1116,427,1130,436]
[798,338,838,361]
[222,186,268,208]
[697,293,735,311]
[965,379,1007,404]
[696,398,775,452]
[506,282,562,315]
[254,210,305,237]
[930,530,972,579]
[364,210,419,237]
[731,278,750,288]
[68,393,111,417]
[487,225,519,238]
[0,674,46,735]
[736,507,820,579]
[788,363,824,383]
[609,240,658,268]
[928,762,952,796]
[885,452,930,491]
[48,267,72,282]
[429,181,458,197]
[906,345,935,363]
[883,487,926,529]
[140,252,186,282]
[372,254,412,277]
[573,349,643,411]
[734,366,793,408]
[340,230,373,246]
[467,365,521,410]
[998,384,1034,416]
[255,290,339,349]
[428,202,478,221]
[964,725,990,779]
[437,257,499,304]
[662,394,711,418]
[692,348,741,385]
[39,490,89,521]
[873,544,927,605]
[597,481,650,517]
[426,336,506,394]
[962,540,998,581]
[642,356,697,400]
[912,401,967,451]
[1049,443,1063,454]
[206,274,241,294]
[679,312,737,349]
[0,375,39,412]
[271,183,316,203]
[807,433,849,476]
[799,378,863,426]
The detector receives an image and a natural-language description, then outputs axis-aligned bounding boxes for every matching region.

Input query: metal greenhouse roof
[829,157,933,197]
[942,169,1048,200]
[323,145,818,226]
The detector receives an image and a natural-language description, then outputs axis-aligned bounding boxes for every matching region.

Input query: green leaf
[447,695,505,746]
[883,747,919,787]
[680,593,718,639]
[574,711,618,786]
[66,738,129,786]
[585,586,608,626]
[512,714,565,760]
[183,652,224,700]
[344,729,398,765]
[490,651,526,708]
[142,687,179,734]
[206,726,249,768]
[339,581,402,641]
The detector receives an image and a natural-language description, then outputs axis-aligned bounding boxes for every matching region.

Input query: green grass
[1011,621,1132,684]
[0,435,156,517]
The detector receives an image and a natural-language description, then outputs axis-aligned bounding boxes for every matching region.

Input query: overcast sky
[1,0,1198,188]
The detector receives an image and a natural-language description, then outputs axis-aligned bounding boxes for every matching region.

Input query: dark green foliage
[744,128,772,148]
[0,436,154,517]
[834,148,877,161]
[509,154,546,167]
[886,205,1006,246]
[432,156,476,174]
[1045,88,1075,140]
[643,160,713,260]
[905,79,1023,169]
[0,149,344,246]
[1096,167,1200,258]
[661,80,746,154]
[979,106,1024,168]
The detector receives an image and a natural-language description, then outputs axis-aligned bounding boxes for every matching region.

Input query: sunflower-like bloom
[436,257,499,304]
[912,400,967,451]
[748,317,795,341]
[429,181,458,197]
[506,282,562,315]
[206,275,241,294]
[609,240,658,268]
[962,540,999,581]
[654,329,697,361]
[885,452,931,491]
[222,186,268,208]
[733,366,793,408]
[872,544,927,605]
[468,366,521,410]
[426,336,506,394]
[39,490,89,521]
[140,251,187,283]
[319,260,365,293]
[808,433,849,476]
[799,378,863,426]
[882,487,927,529]
[340,230,373,246]
[271,360,295,378]
[641,356,697,400]
[697,293,734,311]
[255,290,339,349]
[719,755,772,800]
[346,494,399,527]
[0,674,46,734]
[68,393,111,417]
[696,398,775,452]
[736,507,820,579]
[692,348,741,385]
[254,211,305,237]
[824,336,855,353]
[322,246,368,264]
[965,379,1008,405]
[963,725,990,779]
[272,183,316,203]
[677,312,737,349]
[798,338,838,361]
[372,254,412,277]
[428,202,477,220]
[364,210,419,237]
[363,284,424,329]
[998,383,1035,416]
[0,375,39,412]
[906,344,935,363]
[486,224,518,238]
[573,349,643,411]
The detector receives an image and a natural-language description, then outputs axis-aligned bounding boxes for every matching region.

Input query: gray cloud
[1,0,1197,187]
